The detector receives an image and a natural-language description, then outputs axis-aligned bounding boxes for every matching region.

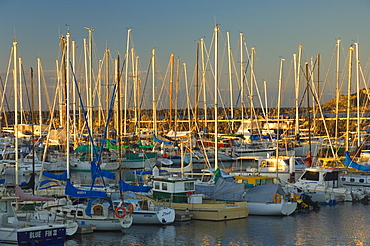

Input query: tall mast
[306,63,312,157]
[152,49,157,136]
[66,31,71,179]
[13,40,19,186]
[195,43,199,129]
[200,38,207,130]
[346,46,354,152]
[37,57,42,133]
[169,54,174,130]
[250,47,255,132]
[240,33,245,136]
[124,29,131,136]
[175,57,180,137]
[227,32,234,131]
[355,42,360,148]
[72,40,77,144]
[18,58,23,124]
[214,24,219,170]
[276,58,284,176]
[295,46,302,138]
[132,48,138,134]
[105,48,110,126]
[335,39,341,142]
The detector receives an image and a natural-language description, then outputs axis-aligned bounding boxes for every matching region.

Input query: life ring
[272,193,282,203]
[114,206,127,218]
[127,203,134,213]
[186,191,194,202]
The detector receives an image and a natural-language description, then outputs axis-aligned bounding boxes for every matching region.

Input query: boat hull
[247,202,297,216]
[164,201,249,221]
[0,224,66,245]
[132,207,175,225]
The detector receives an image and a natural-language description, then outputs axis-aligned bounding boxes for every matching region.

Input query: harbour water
[64,203,370,246]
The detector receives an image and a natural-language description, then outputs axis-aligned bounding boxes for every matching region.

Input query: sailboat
[43,32,133,231]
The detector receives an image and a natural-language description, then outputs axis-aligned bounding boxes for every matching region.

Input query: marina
[1,1,370,245]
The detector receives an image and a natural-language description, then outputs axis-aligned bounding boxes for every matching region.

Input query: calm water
[64,203,370,246]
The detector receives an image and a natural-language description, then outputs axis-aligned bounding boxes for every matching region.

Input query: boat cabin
[233,175,279,187]
[152,176,196,203]
[295,167,346,189]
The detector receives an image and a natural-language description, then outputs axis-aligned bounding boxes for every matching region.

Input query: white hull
[70,161,119,172]
[122,158,156,169]
[132,207,175,225]
[247,202,297,216]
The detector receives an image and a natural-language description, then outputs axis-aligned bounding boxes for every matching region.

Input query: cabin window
[154,182,160,189]
[162,183,168,191]
[77,211,83,217]
[70,210,76,216]
[324,172,338,181]
[301,171,319,181]
[359,179,364,183]
[350,178,355,182]
[184,182,194,191]
[341,177,346,181]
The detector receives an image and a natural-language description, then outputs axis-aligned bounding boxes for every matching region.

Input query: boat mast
[226,32,234,131]
[124,29,131,136]
[195,43,199,130]
[132,48,138,134]
[355,42,360,148]
[169,54,174,130]
[306,62,312,157]
[175,56,180,138]
[240,33,245,136]
[37,57,42,134]
[295,46,302,139]
[249,47,255,134]
[72,40,77,144]
[214,24,219,170]
[275,58,284,176]
[200,38,207,132]
[30,67,35,194]
[346,46,354,152]
[66,31,71,179]
[18,58,23,124]
[335,39,341,142]
[13,40,19,186]
[152,49,157,136]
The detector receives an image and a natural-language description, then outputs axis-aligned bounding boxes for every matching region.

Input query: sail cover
[119,180,152,192]
[65,179,106,198]
[345,151,370,171]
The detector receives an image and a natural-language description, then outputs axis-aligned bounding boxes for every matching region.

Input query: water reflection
[65,204,370,246]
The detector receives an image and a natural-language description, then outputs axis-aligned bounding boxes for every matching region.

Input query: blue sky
[1,0,370,110]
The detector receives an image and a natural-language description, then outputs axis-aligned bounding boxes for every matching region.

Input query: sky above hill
[1,0,370,110]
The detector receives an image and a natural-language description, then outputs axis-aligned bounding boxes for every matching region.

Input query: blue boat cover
[42,171,68,181]
[65,179,106,198]
[153,134,172,145]
[39,180,61,189]
[345,151,370,171]
[119,180,152,192]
